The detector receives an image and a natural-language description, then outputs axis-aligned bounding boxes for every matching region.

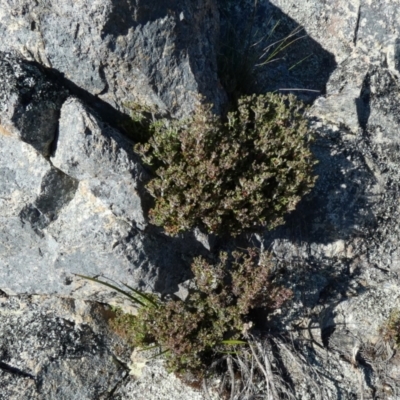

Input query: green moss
[135,93,317,237]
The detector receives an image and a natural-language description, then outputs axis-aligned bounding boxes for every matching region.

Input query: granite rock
[254,1,400,398]
[0,293,127,400]
[2,0,400,398]
[0,52,203,300]
[0,0,226,118]
[0,52,67,156]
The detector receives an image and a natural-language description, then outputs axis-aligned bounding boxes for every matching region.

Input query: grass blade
[288,53,313,71]
[138,345,162,352]
[148,348,170,359]
[75,274,147,307]
[221,340,248,345]
[120,282,159,308]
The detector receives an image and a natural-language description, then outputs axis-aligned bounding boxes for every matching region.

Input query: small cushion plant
[106,248,292,375]
[135,93,317,237]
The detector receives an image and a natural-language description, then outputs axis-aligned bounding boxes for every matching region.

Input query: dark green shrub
[135,93,317,237]
[108,248,292,375]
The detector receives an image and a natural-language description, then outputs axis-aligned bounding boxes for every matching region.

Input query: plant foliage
[380,310,400,346]
[106,248,292,374]
[135,93,317,237]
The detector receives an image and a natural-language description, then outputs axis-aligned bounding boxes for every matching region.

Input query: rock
[0,0,226,117]
[0,134,58,218]
[0,293,128,400]
[252,1,400,398]
[0,51,67,156]
[0,121,193,297]
[312,54,370,133]
[265,0,400,123]
[0,52,207,300]
[0,292,217,400]
[269,0,359,63]
[218,0,337,103]
[53,98,143,180]
[51,97,146,227]
[115,365,213,400]
[3,0,400,398]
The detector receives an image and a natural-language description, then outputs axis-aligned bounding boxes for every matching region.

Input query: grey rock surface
[51,97,146,227]
[0,52,67,156]
[0,293,211,400]
[0,52,205,300]
[0,293,127,400]
[0,293,216,400]
[0,0,226,118]
[114,360,213,400]
[2,0,400,399]
[251,1,400,398]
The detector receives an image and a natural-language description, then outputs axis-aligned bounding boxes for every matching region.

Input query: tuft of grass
[217,0,309,104]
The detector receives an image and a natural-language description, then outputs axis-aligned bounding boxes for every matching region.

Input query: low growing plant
[135,93,317,237]
[78,248,292,375]
[380,309,400,346]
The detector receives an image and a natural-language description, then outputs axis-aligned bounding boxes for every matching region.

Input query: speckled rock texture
[0,52,67,156]
[0,0,226,118]
[0,294,126,400]
[0,52,207,300]
[257,1,400,398]
[1,0,400,399]
[0,292,209,400]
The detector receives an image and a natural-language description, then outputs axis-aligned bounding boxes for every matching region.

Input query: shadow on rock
[140,225,214,295]
[269,125,377,246]
[218,0,337,104]
[356,72,371,131]
[247,121,376,338]
[40,66,150,147]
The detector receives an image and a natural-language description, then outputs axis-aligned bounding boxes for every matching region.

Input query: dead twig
[202,377,213,400]
[248,338,279,400]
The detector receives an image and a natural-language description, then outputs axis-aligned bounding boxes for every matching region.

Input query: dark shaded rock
[0,51,67,156]
[218,0,337,103]
[19,168,78,232]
